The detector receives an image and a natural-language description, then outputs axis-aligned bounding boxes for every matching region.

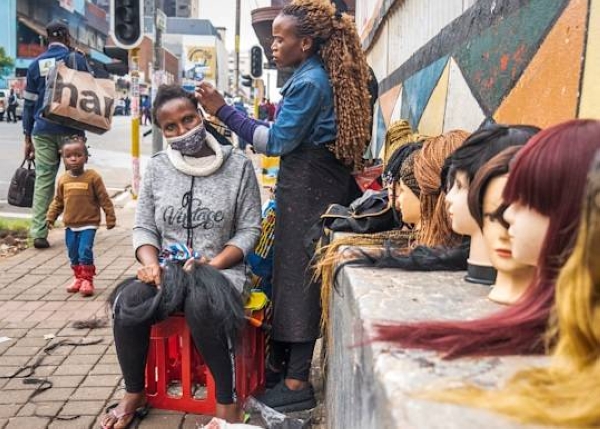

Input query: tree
[0,47,15,78]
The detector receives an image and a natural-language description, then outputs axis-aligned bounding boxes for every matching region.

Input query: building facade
[0,0,113,88]
[144,0,199,18]
[359,0,600,158]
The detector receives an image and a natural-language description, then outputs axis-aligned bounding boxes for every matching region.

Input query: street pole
[152,0,164,154]
[130,48,141,200]
[235,0,241,95]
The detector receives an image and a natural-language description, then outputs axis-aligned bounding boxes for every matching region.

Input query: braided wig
[281,0,372,169]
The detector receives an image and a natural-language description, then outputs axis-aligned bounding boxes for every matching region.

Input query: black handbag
[7,159,36,208]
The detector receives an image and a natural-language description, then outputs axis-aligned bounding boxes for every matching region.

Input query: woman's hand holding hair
[137,263,162,287]
[183,255,211,273]
[195,82,226,116]
[136,245,162,287]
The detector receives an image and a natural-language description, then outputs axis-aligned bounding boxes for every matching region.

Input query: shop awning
[90,49,113,64]
[18,16,47,38]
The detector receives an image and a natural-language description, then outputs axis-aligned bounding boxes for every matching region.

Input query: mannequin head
[395,147,422,226]
[384,142,423,225]
[414,130,469,247]
[383,120,419,166]
[444,124,541,236]
[372,119,600,358]
[468,146,536,304]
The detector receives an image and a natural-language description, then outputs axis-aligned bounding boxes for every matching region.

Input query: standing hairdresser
[197,0,372,411]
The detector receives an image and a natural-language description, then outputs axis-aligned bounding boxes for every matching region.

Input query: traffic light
[110,0,144,49]
[103,46,129,76]
[241,74,253,88]
[250,46,263,79]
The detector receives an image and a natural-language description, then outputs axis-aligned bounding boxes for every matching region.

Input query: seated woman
[100,85,262,428]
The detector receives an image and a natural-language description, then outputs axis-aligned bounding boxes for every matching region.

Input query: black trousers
[112,282,237,404]
[270,340,316,382]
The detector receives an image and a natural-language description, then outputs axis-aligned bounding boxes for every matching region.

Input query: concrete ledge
[326,267,548,429]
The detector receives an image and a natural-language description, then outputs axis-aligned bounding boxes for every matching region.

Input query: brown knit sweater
[47,169,116,228]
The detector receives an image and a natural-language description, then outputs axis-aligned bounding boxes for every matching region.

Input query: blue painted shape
[402,56,449,129]
[364,102,386,160]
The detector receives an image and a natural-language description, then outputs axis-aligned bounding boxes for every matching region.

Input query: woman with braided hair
[197,0,371,412]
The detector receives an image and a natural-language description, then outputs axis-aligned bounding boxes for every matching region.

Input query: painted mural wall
[361,0,600,159]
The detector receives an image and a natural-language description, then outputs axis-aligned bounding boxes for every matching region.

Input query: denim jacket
[266,55,336,156]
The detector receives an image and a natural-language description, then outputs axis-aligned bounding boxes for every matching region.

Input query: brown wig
[281,0,372,169]
[467,146,523,228]
[414,130,469,248]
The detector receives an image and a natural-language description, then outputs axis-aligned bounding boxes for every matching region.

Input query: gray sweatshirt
[133,145,262,292]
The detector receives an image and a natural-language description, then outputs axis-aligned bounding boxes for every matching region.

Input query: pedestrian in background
[7,89,18,123]
[22,19,92,249]
[197,0,372,412]
[46,135,116,297]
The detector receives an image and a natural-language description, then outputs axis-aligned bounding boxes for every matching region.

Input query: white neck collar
[166,133,224,177]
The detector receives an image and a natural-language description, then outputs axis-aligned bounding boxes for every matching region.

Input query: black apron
[272,145,359,342]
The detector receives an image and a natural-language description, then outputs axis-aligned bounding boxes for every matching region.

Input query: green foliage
[0,47,15,77]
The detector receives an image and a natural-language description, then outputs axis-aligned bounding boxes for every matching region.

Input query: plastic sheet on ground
[243,396,310,429]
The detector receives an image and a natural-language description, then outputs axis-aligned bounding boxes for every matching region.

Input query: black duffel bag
[7,159,36,208]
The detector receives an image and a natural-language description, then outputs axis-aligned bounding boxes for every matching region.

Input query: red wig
[374,119,600,358]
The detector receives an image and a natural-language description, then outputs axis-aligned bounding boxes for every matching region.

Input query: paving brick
[0,389,33,405]
[97,354,118,365]
[43,344,74,356]
[0,329,28,338]
[90,364,122,375]
[2,346,42,356]
[181,413,213,428]
[17,402,63,418]
[3,378,43,390]
[70,386,114,401]
[36,355,66,367]
[47,374,86,388]
[2,311,33,322]
[81,374,122,387]
[0,405,21,419]
[25,311,54,322]
[57,327,90,337]
[0,356,31,367]
[138,413,184,428]
[29,387,75,402]
[62,354,101,366]
[48,414,96,429]
[30,365,56,377]
[70,344,109,356]
[53,363,94,376]
[13,337,50,348]
[25,328,61,338]
[38,302,65,312]
[36,320,68,329]
[5,416,50,429]
[0,418,6,429]
[61,400,106,416]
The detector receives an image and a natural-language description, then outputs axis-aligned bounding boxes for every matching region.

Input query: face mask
[166,123,207,156]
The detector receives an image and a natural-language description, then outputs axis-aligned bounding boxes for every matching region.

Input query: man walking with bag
[23,20,92,249]
[7,89,18,123]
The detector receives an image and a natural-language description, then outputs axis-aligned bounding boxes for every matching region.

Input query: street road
[0,115,154,216]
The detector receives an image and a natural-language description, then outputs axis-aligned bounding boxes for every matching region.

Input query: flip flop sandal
[100,403,150,429]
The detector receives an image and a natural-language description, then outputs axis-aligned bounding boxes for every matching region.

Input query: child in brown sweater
[47,136,116,296]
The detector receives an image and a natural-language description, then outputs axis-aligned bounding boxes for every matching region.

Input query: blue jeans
[65,228,96,266]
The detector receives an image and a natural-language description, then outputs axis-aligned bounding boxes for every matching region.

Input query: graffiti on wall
[368,0,599,158]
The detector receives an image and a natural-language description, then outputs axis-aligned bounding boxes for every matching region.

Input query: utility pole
[152,0,165,154]
[130,49,141,199]
[235,0,241,95]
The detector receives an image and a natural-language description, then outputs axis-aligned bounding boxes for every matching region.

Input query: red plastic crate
[145,311,266,414]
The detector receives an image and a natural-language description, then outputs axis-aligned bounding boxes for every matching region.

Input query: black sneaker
[33,238,50,249]
[255,381,316,413]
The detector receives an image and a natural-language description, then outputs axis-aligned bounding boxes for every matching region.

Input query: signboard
[183,45,216,86]
[156,9,167,31]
